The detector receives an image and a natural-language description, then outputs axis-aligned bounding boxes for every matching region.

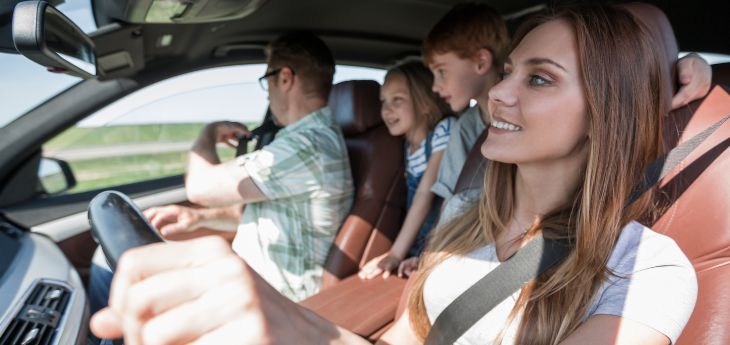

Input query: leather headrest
[621,2,679,97]
[712,63,730,87]
[329,80,383,136]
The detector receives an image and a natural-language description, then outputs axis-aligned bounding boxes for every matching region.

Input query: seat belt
[424,114,730,345]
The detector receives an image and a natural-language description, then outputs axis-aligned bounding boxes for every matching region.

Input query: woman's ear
[474,49,494,75]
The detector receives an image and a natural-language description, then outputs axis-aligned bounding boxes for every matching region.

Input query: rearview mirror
[12,1,97,78]
[38,157,77,194]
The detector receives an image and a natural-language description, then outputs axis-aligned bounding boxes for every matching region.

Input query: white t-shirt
[423,221,697,344]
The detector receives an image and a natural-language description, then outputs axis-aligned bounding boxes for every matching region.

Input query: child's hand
[358,253,402,279]
[398,257,419,278]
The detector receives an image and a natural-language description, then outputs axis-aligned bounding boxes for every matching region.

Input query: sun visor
[93,0,268,25]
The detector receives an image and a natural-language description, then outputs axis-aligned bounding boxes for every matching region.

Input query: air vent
[0,282,71,345]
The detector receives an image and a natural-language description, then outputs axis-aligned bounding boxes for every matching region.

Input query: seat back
[453,130,487,195]
[657,86,730,345]
[323,80,407,288]
[618,4,730,343]
[712,62,730,89]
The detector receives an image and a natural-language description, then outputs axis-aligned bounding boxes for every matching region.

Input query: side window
[43,64,269,194]
[42,64,385,194]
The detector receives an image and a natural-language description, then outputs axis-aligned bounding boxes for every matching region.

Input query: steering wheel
[88,191,163,271]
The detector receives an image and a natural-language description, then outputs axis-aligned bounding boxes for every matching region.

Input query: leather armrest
[299,275,407,337]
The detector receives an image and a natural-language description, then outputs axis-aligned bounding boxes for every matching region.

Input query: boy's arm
[671,53,712,110]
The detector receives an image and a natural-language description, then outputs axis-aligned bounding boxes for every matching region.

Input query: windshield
[0,0,96,128]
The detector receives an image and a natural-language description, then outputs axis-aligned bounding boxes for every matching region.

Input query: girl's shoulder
[434,116,456,133]
[430,116,456,146]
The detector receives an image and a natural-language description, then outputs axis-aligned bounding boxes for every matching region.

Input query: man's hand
[89,237,322,345]
[671,53,712,110]
[144,205,202,237]
[205,121,251,148]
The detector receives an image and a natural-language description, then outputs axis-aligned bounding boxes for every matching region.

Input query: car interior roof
[1,0,728,78]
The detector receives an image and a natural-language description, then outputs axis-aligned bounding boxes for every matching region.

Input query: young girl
[92,5,698,345]
[359,61,455,279]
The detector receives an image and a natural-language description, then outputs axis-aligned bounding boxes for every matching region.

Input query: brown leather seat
[322,80,407,289]
[617,5,730,343]
[658,85,730,345]
[298,81,409,340]
[712,62,730,89]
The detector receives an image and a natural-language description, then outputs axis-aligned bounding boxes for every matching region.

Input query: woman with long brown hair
[406,4,695,344]
[91,4,696,345]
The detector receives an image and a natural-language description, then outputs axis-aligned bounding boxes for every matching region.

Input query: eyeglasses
[258,67,295,91]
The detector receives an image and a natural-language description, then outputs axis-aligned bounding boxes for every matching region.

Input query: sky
[1,0,96,127]
[77,64,385,127]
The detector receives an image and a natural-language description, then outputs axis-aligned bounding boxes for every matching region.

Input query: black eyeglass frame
[258,67,295,91]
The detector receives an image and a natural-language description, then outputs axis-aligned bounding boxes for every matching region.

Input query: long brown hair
[385,61,454,130]
[408,4,667,344]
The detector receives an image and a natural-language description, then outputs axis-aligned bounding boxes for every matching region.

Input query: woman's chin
[481,143,519,164]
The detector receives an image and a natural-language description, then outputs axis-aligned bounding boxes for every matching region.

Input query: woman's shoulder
[588,221,698,343]
[607,221,693,273]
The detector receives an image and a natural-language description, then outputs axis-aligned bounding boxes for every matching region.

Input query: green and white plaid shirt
[232,107,354,301]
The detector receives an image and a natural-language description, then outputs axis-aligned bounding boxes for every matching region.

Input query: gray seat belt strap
[424,235,567,345]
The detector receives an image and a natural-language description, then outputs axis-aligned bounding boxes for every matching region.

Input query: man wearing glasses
[89,32,354,311]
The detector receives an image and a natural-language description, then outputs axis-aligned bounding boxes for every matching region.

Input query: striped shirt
[232,107,354,301]
[406,117,455,177]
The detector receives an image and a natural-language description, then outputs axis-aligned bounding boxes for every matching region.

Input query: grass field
[46,123,210,149]
[45,123,256,193]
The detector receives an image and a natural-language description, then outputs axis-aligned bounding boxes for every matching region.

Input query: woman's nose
[488,76,517,107]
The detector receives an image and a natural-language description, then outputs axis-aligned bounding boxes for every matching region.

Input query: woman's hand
[358,252,403,279]
[90,236,329,345]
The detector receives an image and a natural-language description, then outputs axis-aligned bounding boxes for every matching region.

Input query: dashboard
[0,228,88,345]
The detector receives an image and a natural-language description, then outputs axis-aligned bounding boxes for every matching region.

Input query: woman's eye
[498,71,509,80]
[529,74,551,86]
[438,69,446,77]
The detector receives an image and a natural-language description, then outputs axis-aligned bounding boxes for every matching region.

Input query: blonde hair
[385,61,454,130]
[408,4,667,344]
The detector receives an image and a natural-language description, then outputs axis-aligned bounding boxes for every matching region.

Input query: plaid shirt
[232,107,354,301]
